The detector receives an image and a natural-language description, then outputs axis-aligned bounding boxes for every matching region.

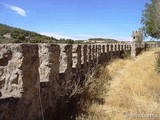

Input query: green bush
[122,50,130,59]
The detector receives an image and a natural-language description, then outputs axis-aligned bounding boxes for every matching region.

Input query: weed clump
[76,65,111,120]
[122,50,130,59]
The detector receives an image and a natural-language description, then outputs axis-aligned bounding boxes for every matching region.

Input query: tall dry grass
[77,48,160,120]
[76,65,111,120]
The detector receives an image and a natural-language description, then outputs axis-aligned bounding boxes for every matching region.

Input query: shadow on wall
[0,97,19,120]
[136,48,145,56]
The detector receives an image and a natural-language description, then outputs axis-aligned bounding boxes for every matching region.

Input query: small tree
[141,0,160,39]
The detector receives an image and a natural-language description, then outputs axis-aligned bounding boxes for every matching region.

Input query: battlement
[0,43,153,119]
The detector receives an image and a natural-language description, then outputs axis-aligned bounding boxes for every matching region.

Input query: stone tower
[132,30,143,43]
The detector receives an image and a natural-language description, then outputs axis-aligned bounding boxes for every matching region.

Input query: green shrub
[122,50,130,59]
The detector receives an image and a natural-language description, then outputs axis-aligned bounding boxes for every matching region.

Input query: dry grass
[77,48,160,120]
[76,65,111,120]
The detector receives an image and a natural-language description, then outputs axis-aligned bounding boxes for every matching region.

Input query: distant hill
[88,38,118,43]
[0,24,57,43]
[0,24,119,44]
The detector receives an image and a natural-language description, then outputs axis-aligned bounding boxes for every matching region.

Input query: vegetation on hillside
[141,0,160,39]
[0,24,57,43]
[0,23,120,44]
[58,38,86,44]
[88,38,118,43]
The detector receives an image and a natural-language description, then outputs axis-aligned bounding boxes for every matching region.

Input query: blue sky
[0,0,150,40]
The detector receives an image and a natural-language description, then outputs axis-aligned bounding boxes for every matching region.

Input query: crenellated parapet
[0,42,153,119]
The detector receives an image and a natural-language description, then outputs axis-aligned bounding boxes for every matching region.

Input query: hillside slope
[0,24,57,43]
[77,48,160,120]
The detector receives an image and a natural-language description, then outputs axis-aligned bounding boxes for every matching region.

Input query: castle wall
[0,42,151,119]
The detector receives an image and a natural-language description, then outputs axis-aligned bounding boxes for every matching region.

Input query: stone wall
[0,42,149,119]
[145,43,160,48]
[0,44,40,120]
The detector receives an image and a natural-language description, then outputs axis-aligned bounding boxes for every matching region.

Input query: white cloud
[40,32,132,41]
[3,3,27,17]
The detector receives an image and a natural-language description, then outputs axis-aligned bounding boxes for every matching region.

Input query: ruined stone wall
[130,42,160,57]
[0,43,141,119]
[145,43,159,48]
[0,44,40,120]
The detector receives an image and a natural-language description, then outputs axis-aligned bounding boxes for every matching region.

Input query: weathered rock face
[39,44,61,119]
[0,44,40,99]
[0,44,40,120]
[38,44,60,89]
[59,44,72,81]
[16,44,40,120]
[0,44,23,99]
[0,43,134,120]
